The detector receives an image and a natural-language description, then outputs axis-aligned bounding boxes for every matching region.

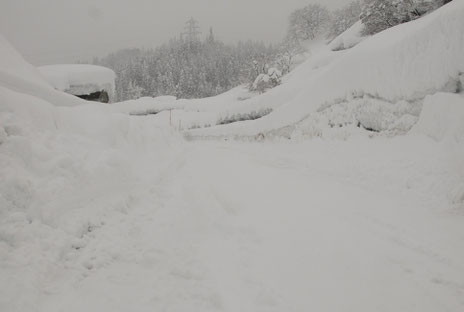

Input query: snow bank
[0,85,182,312]
[328,21,367,51]
[0,36,187,310]
[112,86,253,116]
[187,1,464,138]
[38,64,116,102]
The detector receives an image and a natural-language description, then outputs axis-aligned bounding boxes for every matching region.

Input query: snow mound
[412,93,464,144]
[329,21,367,51]
[292,96,422,140]
[187,1,464,139]
[38,64,116,102]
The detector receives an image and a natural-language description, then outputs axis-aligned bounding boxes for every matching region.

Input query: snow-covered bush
[218,108,273,125]
[252,74,270,94]
[251,68,282,94]
[291,96,422,140]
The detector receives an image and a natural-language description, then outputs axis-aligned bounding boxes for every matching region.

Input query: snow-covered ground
[1,2,464,311]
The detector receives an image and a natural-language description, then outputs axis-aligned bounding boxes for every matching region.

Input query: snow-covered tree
[268,68,282,87]
[126,80,144,100]
[251,68,282,94]
[287,4,331,43]
[361,0,448,36]
[276,37,306,75]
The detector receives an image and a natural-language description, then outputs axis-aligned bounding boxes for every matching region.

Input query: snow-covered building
[38,64,116,103]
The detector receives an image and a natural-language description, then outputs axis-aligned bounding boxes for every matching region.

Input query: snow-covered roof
[38,64,115,101]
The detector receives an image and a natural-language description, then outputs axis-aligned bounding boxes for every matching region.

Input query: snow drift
[0,35,82,107]
[413,93,464,144]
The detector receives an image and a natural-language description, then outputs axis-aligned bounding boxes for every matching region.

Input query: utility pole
[181,17,201,49]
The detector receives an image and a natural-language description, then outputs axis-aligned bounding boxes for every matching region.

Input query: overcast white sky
[0,0,352,65]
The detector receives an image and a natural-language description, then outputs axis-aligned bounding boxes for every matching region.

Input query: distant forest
[93,24,282,101]
[92,0,451,102]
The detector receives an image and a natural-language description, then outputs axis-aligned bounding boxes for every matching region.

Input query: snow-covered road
[32,138,464,312]
[2,3,464,309]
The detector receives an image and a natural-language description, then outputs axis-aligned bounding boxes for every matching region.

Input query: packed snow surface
[1,2,464,312]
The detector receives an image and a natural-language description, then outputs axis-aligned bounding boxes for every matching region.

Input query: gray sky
[0,0,352,65]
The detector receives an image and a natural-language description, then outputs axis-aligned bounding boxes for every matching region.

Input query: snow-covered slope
[187,1,464,138]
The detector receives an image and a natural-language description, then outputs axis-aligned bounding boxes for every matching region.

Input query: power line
[181,17,201,44]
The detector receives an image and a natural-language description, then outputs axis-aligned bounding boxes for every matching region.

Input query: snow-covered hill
[185,1,464,139]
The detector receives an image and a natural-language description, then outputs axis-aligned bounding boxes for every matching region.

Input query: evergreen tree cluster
[93,27,280,101]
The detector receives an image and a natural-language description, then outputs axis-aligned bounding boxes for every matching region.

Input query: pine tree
[127,80,144,100]
[207,27,215,44]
